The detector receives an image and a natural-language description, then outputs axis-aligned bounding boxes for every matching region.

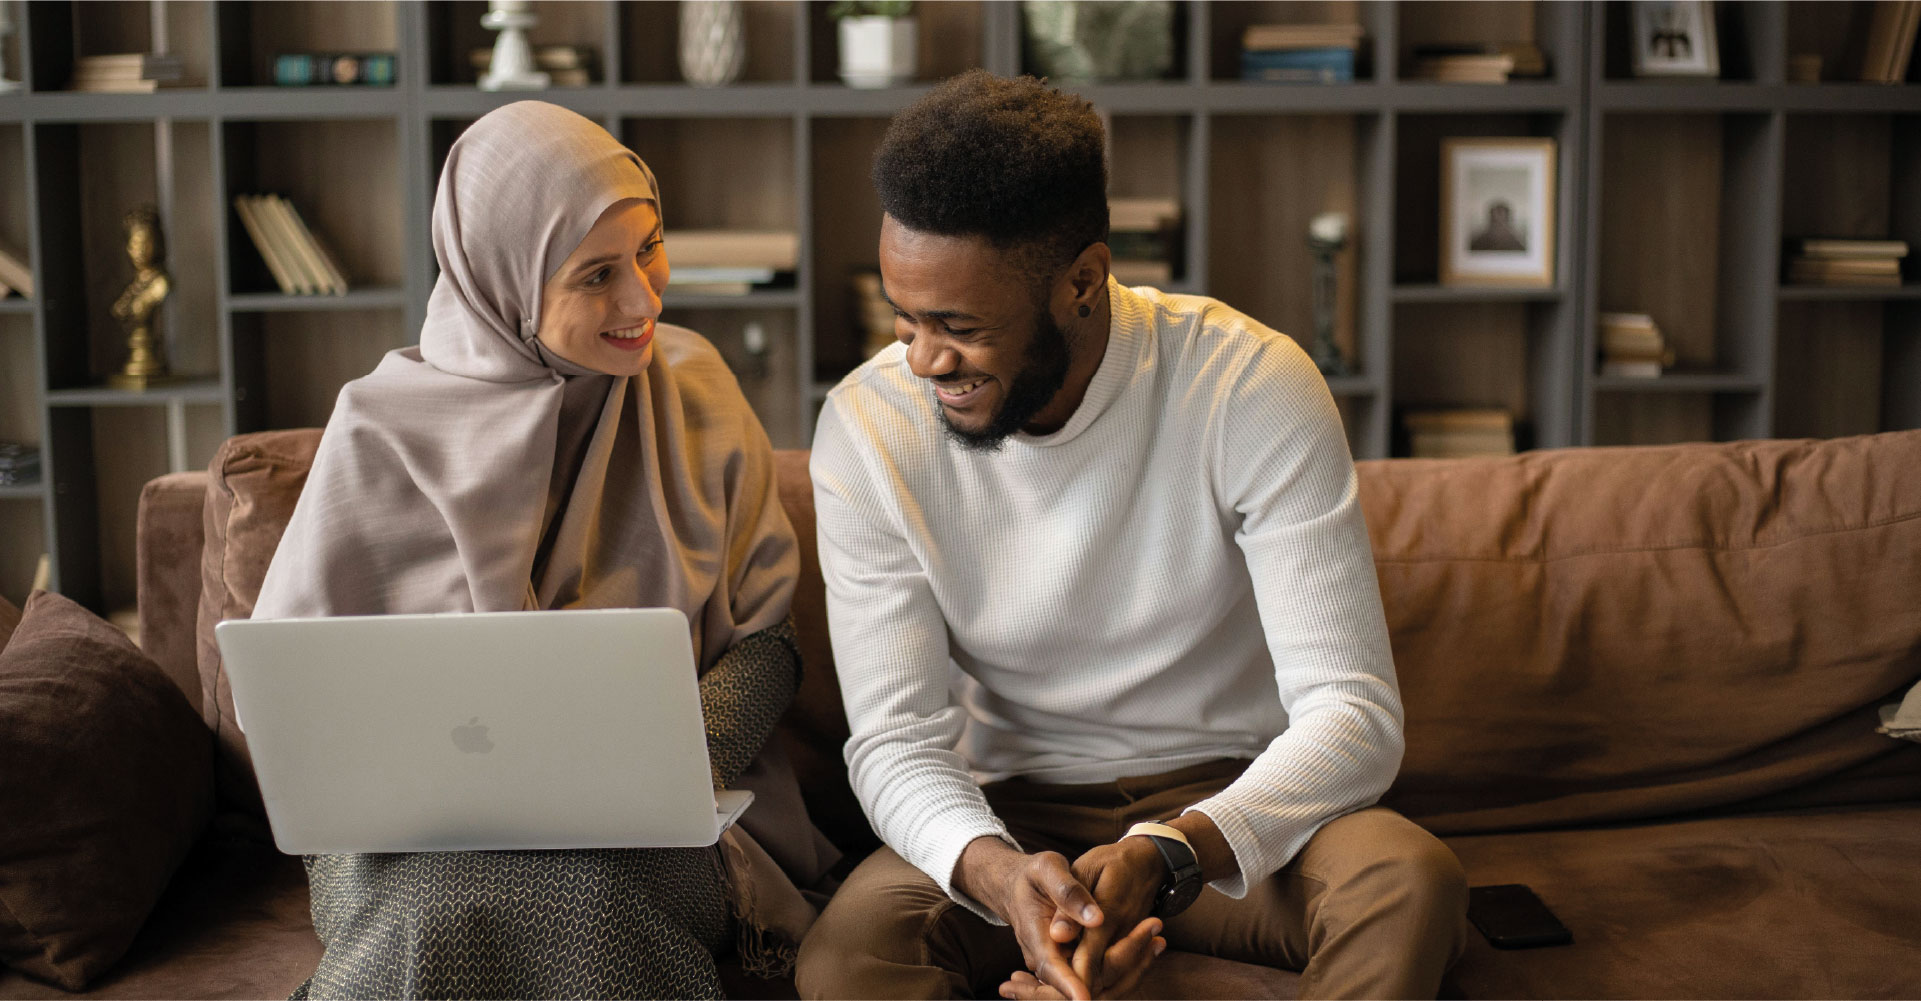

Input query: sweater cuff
[924,823,1024,925]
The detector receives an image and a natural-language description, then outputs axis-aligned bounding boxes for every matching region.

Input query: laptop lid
[216,608,746,855]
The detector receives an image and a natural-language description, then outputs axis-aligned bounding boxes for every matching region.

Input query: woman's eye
[640,239,663,259]
[583,268,611,287]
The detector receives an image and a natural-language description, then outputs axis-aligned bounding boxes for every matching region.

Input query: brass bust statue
[108,206,174,390]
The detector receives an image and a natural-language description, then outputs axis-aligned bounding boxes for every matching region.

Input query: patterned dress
[291,619,799,1000]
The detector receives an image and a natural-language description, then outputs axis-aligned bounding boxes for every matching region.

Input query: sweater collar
[1014,278,1145,448]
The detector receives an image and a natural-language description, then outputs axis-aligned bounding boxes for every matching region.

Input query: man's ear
[1061,241,1113,311]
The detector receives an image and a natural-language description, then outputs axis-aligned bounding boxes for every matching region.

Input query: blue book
[1241,47,1355,84]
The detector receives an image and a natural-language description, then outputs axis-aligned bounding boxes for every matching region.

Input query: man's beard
[938,309,1073,453]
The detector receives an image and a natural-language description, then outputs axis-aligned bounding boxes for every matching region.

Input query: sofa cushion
[0,840,318,1001]
[196,430,322,818]
[0,594,19,651]
[0,592,215,990]
[1443,804,1921,998]
[137,472,210,710]
[1367,432,1921,835]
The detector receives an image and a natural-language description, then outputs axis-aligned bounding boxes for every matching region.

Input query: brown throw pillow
[0,590,214,990]
[0,593,19,651]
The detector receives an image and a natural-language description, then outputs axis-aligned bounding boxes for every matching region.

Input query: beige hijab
[253,101,797,672]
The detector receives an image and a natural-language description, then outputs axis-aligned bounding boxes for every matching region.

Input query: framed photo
[1440,137,1557,288]
[1629,1,1721,78]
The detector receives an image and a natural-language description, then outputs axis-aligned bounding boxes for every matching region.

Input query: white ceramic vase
[679,1,745,88]
[837,16,916,88]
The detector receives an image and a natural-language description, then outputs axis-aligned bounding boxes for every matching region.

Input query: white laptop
[215,608,752,855]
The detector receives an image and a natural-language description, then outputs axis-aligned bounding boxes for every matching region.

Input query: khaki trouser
[795,759,1467,1000]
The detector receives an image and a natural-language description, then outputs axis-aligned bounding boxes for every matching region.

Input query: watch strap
[1124,821,1191,849]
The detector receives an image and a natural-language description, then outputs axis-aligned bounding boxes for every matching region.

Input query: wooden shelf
[46,380,227,408]
[664,289,802,311]
[7,0,1917,609]
[227,289,410,312]
[1592,372,1767,393]
[1393,284,1565,303]
[1776,283,1921,302]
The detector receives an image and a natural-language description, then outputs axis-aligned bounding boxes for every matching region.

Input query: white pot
[838,16,917,88]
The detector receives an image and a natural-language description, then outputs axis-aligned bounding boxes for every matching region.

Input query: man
[797,70,1466,1001]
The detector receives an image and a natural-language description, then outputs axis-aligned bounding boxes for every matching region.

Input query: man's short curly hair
[873,70,1108,284]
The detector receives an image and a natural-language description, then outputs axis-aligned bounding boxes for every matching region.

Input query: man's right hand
[954,836,1105,1001]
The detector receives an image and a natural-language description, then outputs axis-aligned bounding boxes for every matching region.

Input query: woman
[253,100,832,1000]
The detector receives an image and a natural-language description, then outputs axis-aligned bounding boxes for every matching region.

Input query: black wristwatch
[1126,822,1204,918]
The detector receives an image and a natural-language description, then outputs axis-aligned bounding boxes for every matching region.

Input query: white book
[0,245,32,298]
[277,196,349,295]
[234,196,298,295]
[1601,359,1663,379]
[258,195,321,294]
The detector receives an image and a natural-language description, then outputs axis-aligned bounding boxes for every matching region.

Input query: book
[1859,1,1921,82]
[234,196,298,294]
[671,266,785,285]
[0,244,31,299]
[1784,266,1901,287]
[667,281,755,296]
[1597,311,1657,329]
[1242,23,1365,52]
[273,52,397,87]
[1413,42,1546,78]
[1600,359,1664,379]
[1242,47,1356,84]
[70,52,186,91]
[471,45,598,72]
[258,195,324,294]
[1404,408,1512,434]
[1788,257,1900,277]
[276,196,350,294]
[1794,238,1909,259]
[1409,53,1514,83]
[1109,259,1173,286]
[666,230,797,271]
[1109,197,1181,233]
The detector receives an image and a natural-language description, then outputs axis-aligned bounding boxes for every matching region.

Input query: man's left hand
[1065,837,1166,994]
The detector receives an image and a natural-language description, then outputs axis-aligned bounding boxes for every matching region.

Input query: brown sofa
[4,428,1918,1000]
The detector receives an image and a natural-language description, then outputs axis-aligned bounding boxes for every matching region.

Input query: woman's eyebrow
[571,224,666,275]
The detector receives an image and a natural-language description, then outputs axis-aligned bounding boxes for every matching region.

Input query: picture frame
[1439,137,1557,288]
[1629,0,1721,78]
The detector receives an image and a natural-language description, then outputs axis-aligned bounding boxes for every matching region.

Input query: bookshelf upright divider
[3,1,1919,612]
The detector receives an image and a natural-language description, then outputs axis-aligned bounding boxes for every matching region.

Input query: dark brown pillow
[0,590,214,990]
[0,593,19,651]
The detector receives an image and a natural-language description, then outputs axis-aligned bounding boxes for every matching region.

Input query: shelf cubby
[1206,1,1386,84]
[807,0,986,86]
[428,1,606,87]
[232,309,407,432]
[217,1,396,88]
[674,306,804,449]
[221,118,404,296]
[624,117,796,232]
[807,115,888,386]
[1601,0,1774,83]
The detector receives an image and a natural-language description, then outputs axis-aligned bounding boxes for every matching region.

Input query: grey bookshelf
[2,0,1919,612]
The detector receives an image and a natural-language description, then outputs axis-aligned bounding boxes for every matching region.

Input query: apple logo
[450,717,494,753]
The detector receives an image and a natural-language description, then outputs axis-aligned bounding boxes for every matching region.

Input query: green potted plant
[830,1,916,88]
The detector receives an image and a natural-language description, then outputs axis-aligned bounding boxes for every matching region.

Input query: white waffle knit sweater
[810,279,1403,920]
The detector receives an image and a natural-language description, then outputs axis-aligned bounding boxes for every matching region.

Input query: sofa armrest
[137,471,210,714]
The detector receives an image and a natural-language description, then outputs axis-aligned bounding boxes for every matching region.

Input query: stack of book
[1858,1,1919,83]
[69,53,187,92]
[1108,197,1181,287]
[0,442,40,487]
[1240,23,1364,84]
[0,244,31,299]
[470,45,598,86]
[668,230,797,295]
[850,270,897,358]
[1597,312,1676,378]
[233,194,351,296]
[273,52,396,86]
[1409,42,1545,82]
[1405,409,1515,458]
[1785,238,1908,287]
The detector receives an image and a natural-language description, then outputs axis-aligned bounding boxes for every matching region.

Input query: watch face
[1163,878,1203,917]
